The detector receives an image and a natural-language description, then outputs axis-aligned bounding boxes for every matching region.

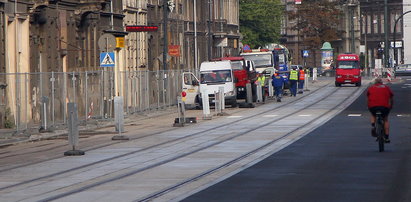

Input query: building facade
[359,0,403,68]
[402,0,410,64]
[0,0,126,128]
[283,0,361,68]
[0,0,240,129]
[147,0,240,71]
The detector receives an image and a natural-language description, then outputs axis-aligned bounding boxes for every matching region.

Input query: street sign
[98,34,116,52]
[100,52,115,67]
[243,44,251,51]
[303,50,309,58]
[116,37,125,48]
[168,45,181,57]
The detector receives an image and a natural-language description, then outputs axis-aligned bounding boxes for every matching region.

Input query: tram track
[0,83,366,201]
[0,81,367,202]
[0,81,331,174]
[1,84,338,193]
[136,85,365,201]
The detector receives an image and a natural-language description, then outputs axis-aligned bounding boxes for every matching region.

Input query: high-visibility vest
[257,76,266,86]
[289,70,298,80]
[299,70,305,80]
[305,68,310,76]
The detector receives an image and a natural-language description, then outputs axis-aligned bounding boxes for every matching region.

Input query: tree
[240,0,283,49]
[287,0,342,50]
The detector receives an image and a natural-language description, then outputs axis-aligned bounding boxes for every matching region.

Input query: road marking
[348,114,362,117]
[227,116,242,119]
[298,114,312,117]
[263,115,279,118]
[397,114,411,117]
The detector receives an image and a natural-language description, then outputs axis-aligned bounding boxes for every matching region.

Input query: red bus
[335,53,362,87]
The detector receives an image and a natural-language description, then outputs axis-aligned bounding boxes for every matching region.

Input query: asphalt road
[184,77,411,202]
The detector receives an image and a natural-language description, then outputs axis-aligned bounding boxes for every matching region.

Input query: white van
[182,61,237,108]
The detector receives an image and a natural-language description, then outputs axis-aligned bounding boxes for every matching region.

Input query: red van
[335,53,362,87]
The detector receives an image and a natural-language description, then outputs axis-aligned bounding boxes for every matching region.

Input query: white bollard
[219,86,225,110]
[201,90,211,120]
[64,103,85,156]
[112,96,129,140]
[214,91,221,115]
[313,68,317,81]
[304,74,310,91]
[256,83,263,103]
[268,78,274,97]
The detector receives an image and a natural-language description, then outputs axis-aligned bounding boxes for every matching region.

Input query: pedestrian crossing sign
[100,52,115,67]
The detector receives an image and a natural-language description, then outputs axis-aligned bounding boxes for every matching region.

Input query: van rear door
[182,72,199,105]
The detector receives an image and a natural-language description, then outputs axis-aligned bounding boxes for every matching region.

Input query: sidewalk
[0,77,343,148]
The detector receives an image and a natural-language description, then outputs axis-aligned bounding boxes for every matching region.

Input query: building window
[179,4,183,15]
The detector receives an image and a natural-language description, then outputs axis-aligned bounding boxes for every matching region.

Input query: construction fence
[0,69,188,133]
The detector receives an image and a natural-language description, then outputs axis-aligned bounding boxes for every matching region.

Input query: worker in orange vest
[298,66,305,94]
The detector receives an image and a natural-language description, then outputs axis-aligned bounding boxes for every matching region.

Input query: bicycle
[375,111,385,152]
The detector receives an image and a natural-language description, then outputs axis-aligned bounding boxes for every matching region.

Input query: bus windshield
[242,54,273,68]
[337,61,359,69]
[200,70,232,84]
[274,50,286,65]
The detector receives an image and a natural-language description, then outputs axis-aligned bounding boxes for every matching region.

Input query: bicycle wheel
[378,135,384,152]
[376,118,384,152]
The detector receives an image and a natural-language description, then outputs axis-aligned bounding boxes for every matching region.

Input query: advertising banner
[321,50,333,71]
[168,45,181,57]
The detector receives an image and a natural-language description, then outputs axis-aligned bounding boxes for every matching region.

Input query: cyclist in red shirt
[367,77,394,142]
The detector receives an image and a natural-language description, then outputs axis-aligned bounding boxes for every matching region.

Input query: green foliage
[287,0,342,50]
[4,108,14,129]
[240,0,283,48]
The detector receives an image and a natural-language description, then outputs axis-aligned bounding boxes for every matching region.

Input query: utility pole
[208,0,212,60]
[163,0,168,71]
[363,15,368,74]
[347,1,357,53]
[384,0,389,68]
[350,5,355,53]
[194,0,198,71]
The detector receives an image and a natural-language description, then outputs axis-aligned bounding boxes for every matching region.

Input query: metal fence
[1,69,186,133]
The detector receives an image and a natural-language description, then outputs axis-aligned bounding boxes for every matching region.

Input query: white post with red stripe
[386,68,393,82]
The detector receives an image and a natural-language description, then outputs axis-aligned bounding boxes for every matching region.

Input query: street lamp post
[384,0,389,68]
[360,15,368,75]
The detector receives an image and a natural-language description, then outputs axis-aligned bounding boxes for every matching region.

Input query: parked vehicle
[212,57,257,99]
[334,53,362,87]
[182,61,237,108]
[240,49,275,74]
[394,64,411,76]
[264,43,290,73]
